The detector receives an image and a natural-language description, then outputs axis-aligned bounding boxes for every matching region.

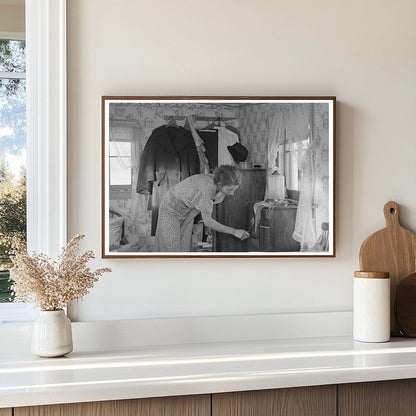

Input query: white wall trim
[0,303,37,324]
[26,0,67,257]
[0,31,25,40]
[0,72,26,79]
[0,311,353,352]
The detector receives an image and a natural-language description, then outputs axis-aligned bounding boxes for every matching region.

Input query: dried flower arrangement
[10,234,111,311]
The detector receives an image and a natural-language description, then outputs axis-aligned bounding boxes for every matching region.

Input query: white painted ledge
[0,311,352,352]
[0,312,358,408]
[2,334,416,409]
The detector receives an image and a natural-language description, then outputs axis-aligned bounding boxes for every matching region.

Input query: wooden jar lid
[354,271,390,279]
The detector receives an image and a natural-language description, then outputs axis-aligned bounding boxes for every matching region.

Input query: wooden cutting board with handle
[359,201,416,336]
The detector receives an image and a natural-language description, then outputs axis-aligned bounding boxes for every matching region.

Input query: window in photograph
[109,141,132,186]
[108,124,135,200]
[277,137,310,191]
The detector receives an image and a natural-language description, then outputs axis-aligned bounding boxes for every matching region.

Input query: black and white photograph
[102,97,335,257]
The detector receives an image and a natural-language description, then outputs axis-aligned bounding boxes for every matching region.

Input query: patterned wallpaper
[109,102,329,172]
[109,102,240,136]
[238,104,270,166]
[237,103,329,168]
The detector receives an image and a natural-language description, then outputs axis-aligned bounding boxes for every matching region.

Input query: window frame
[109,141,133,186]
[276,138,310,193]
[108,121,137,199]
[0,31,27,312]
[26,0,67,257]
[0,0,67,323]
[0,31,25,77]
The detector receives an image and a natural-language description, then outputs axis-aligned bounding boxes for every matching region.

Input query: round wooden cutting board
[359,201,416,336]
[395,272,416,337]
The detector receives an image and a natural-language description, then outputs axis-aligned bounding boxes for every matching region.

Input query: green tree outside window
[0,38,27,302]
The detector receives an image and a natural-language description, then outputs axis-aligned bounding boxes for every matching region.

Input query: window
[277,138,310,192]
[109,123,135,200]
[0,36,26,305]
[0,0,67,324]
[110,142,132,186]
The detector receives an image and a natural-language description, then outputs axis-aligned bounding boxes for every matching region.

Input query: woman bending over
[155,165,249,252]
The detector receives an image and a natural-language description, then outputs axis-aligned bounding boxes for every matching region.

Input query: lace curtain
[292,149,317,249]
[267,104,319,250]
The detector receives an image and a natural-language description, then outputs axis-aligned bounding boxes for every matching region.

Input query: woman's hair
[213,165,241,186]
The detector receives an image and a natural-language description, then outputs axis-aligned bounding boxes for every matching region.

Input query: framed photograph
[102,96,336,258]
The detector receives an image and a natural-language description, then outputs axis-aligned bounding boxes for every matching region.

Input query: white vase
[31,310,73,357]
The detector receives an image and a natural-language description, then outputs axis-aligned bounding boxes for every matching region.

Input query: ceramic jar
[353,271,390,343]
[31,310,73,357]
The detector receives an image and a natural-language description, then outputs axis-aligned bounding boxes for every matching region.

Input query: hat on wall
[227,142,249,163]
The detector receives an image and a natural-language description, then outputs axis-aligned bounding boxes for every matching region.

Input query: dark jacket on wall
[137,125,200,235]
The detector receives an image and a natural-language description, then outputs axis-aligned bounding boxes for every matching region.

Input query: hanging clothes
[136,125,199,235]
[186,116,210,174]
[224,124,239,136]
[214,126,239,166]
[197,129,219,171]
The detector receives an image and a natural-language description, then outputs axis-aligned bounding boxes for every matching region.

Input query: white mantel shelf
[2,335,416,409]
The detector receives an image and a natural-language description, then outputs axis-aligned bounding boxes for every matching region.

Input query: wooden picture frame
[102,96,336,258]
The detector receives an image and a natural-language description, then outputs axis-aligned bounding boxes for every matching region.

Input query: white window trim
[0,0,67,324]
[0,72,25,79]
[26,0,67,256]
[0,31,25,40]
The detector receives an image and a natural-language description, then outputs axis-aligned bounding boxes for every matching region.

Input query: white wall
[67,0,416,322]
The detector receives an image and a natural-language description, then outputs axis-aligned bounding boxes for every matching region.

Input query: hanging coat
[136,125,200,235]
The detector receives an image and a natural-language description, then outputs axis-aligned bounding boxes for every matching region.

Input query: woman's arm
[201,211,249,240]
